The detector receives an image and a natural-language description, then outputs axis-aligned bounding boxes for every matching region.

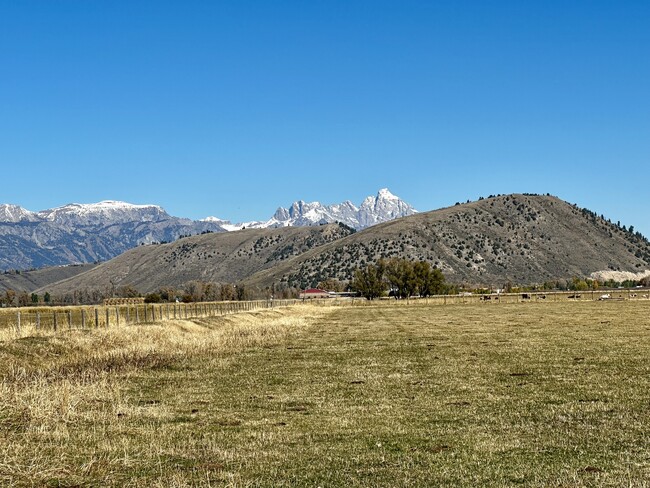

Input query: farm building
[299,288,330,299]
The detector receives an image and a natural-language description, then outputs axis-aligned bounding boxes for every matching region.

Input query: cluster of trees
[0,280,302,308]
[535,276,650,292]
[351,258,447,300]
[28,281,301,306]
[0,289,52,307]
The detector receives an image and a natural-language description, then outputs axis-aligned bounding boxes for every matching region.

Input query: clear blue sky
[1,1,649,235]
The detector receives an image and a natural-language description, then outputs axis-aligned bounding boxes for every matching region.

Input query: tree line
[1,281,302,307]
[351,258,448,300]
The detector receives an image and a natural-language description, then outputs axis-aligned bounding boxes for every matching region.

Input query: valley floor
[1,301,650,486]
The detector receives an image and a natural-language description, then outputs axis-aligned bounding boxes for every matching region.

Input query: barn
[299,288,330,299]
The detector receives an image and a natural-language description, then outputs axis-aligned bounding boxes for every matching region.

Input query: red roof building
[299,288,330,299]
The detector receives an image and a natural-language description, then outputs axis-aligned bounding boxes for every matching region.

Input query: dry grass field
[1,301,650,487]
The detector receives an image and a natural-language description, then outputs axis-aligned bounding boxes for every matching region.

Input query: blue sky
[1,1,649,235]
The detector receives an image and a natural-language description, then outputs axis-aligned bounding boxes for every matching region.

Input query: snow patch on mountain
[0,204,40,223]
[37,200,170,226]
[204,188,416,231]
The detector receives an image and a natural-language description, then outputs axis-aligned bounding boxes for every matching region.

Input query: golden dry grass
[1,301,650,486]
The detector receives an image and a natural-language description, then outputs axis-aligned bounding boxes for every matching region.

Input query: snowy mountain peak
[36,200,170,226]
[201,216,229,224]
[357,188,418,228]
[0,204,39,223]
[259,188,416,230]
[377,188,399,200]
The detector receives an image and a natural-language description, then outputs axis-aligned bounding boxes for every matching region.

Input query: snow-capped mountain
[0,204,40,223]
[358,188,417,228]
[36,201,170,226]
[213,188,417,230]
[1,190,417,270]
[0,200,227,270]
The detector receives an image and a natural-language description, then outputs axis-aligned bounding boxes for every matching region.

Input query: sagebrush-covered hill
[36,194,650,294]
[243,194,650,289]
[39,223,354,294]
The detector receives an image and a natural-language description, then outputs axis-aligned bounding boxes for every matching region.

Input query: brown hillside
[39,194,650,295]
[0,263,97,293]
[243,194,650,289]
[39,224,354,295]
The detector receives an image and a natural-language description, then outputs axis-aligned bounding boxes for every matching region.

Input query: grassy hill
[39,223,354,295]
[244,194,650,289]
[0,263,97,293]
[35,194,650,296]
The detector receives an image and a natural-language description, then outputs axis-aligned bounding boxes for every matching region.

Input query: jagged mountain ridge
[1,190,415,270]
[34,194,650,296]
[0,201,227,270]
[202,188,418,230]
[243,194,650,289]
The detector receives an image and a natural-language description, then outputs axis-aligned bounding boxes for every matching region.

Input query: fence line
[301,288,650,308]
[3,288,649,332]
[1,299,299,332]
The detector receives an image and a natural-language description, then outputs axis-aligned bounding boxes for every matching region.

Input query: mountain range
[0,189,415,271]
[202,188,417,230]
[25,194,650,298]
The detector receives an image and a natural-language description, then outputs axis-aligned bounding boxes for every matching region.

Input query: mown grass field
[1,301,650,487]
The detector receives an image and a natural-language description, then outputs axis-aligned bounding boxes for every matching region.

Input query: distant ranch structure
[104,297,145,305]
[299,288,330,299]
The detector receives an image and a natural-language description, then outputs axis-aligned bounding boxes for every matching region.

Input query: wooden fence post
[67,311,72,329]
[53,312,58,332]
[144,305,148,322]
[105,308,109,327]
[95,308,99,328]
[116,307,120,326]
[16,311,21,333]
[36,311,41,330]
[135,306,140,323]
[81,309,86,328]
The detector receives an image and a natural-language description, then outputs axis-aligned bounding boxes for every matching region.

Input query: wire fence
[0,299,299,333]
[2,288,649,333]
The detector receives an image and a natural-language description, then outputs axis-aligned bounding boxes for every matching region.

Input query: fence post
[105,308,109,327]
[95,308,99,328]
[116,307,120,326]
[53,312,58,332]
[135,306,140,323]
[16,311,21,333]
[126,306,130,324]
[67,311,72,329]
[36,311,41,330]
[144,305,148,322]
[81,309,86,328]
